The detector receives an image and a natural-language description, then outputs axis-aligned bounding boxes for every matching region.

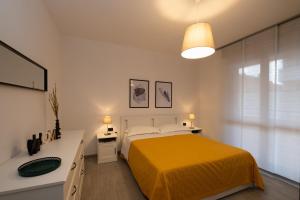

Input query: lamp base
[189,120,194,129]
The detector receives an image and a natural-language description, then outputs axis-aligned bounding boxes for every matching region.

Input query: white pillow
[159,124,190,134]
[127,126,160,136]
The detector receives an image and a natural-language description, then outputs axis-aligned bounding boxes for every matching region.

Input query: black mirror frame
[0,40,48,92]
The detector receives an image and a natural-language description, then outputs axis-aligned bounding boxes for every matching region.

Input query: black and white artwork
[155,81,172,108]
[129,79,149,108]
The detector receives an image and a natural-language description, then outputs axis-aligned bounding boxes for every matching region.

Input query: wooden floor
[81,156,299,200]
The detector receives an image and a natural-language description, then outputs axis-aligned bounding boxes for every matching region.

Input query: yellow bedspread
[128,134,264,200]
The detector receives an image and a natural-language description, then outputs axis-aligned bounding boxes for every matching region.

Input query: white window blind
[220,18,300,182]
[274,18,300,182]
[242,28,276,172]
[221,42,243,148]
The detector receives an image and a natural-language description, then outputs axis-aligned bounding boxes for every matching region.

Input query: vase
[55,119,61,139]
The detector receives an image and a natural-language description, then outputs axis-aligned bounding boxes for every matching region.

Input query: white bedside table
[97,132,118,164]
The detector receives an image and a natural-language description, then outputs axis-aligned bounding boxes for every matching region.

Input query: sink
[18,157,61,177]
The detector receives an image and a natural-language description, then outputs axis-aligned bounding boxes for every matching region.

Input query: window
[221,18,300,182]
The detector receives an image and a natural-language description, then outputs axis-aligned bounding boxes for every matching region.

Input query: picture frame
[129,79,149,108]
[155,81,172,108]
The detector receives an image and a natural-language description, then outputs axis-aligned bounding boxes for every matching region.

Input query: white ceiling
[44,0,300,55]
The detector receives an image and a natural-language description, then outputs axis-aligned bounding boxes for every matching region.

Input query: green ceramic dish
[18,157,61,177]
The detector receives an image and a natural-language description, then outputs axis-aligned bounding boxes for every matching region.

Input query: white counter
[0,130,84,196]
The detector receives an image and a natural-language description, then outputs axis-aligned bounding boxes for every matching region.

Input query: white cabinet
[64,139,85,200]
[97,132,118,164]
[0,130,85,200]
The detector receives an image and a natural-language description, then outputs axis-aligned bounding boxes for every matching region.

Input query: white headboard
[117,114,188,150]
[120,114,182,133]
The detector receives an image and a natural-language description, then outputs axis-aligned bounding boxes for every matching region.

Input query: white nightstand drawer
[99,143,116,155]
[99,141,116,147]
[98,146,117,163]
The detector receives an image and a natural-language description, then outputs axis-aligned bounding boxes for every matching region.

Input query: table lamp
[189,113,195,129]
[103,115,112,135]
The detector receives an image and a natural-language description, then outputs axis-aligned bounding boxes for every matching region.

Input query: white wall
[0,0,62,164]
[61,36,198,155]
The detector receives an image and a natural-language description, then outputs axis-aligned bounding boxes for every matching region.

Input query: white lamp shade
[189,113,196,120]
[103,115,112,124]
[181,23,215,59]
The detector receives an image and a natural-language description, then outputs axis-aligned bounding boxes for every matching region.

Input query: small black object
[192,129,201,134]
[27,134,41,156]
[55,119,61,139]
[27,139,34,156]
[108,127,113,132]
[18,157,61,177]
[35,134,40,152]
[38,132,43,146]
[32,134,39,154]
[99,138,116,143]
[183,122,187,126]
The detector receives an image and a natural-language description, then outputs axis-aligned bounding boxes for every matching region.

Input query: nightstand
[97,132,118,164]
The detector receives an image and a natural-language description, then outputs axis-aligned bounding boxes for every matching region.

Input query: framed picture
[129,79,149,108]
[155,81,172,108]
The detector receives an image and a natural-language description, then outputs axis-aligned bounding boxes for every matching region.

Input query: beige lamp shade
[103,115,112,124]
[189,113,196,120]
[181,23,215,59]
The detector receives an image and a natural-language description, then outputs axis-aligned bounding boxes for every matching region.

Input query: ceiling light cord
[195,0,202,23]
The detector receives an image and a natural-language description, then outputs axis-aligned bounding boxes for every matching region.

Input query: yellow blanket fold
[128,134,264,200]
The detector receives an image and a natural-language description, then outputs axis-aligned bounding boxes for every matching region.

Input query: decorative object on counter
[27,134,41,156]
[18,157,61,177]
[55,119,61,139]
[51,129,56,140]
[27,139,34,156]
[43,130,49,144]
[44,131,49,144]
[38,132,43,146]
[189,113,196,129]
[35,134,41,153]
[49,85,61,139]
[103,115,112,135]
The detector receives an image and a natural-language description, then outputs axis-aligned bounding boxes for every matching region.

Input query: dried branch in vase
[49,85,59,120]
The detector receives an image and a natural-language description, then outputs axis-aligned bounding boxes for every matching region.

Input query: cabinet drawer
[98,137,117,143]
[66,158,83,200]
[99,141,116,147]
[76,160,85,200]
[99,144,116,157]
[64,139,84,199]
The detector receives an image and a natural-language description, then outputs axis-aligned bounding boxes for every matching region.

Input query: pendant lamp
[181,22,215,59]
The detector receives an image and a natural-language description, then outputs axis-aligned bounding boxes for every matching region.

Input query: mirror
[0,41,47,91]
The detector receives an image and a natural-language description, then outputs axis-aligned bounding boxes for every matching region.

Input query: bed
[120,115,264,200]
